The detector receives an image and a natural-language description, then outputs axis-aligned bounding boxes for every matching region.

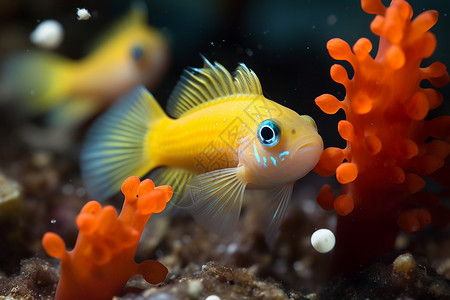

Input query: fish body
[151,98,319,185]
[1,3,169,127]
[81,58,323,243]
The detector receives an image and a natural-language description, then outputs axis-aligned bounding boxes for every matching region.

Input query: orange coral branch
[314,0,449,274]
[42,176,173,300]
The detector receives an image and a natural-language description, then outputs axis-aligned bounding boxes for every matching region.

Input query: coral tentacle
[42,176,172,300]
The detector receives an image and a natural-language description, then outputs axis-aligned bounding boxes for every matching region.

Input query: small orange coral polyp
[42,176,172,300]
[314,0,449,272]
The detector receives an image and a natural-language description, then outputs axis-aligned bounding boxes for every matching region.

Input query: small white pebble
[205,296,221,300]
[29,20,64,49]
[311,228,335,253]
[187,279,203,298]
[301,199,317,215]
[76,187,86,197]
[226,242,238,254]
[77,8,91,20]
[392,253,416,279]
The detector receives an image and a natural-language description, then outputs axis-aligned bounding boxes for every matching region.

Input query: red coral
[42,176,173,300]
[314,0,449,273]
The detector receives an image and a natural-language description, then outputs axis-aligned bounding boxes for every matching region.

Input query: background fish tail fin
[1,51,71,114]
[81,86,166,201]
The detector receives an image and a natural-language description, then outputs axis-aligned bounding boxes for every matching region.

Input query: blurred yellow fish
[81,57,323,242]
[1,2,169,127]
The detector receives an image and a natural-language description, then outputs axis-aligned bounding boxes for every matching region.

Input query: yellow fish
[81,57,323,242]
[1,3,169,127]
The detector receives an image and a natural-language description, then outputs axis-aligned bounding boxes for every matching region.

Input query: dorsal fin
[166,56,263,118]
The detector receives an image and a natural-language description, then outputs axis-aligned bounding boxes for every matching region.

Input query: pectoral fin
[181,167,247,235]
[261,183,294,246]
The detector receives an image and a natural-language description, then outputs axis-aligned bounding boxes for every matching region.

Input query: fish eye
[257,119,280,147]
[131,46,144,61]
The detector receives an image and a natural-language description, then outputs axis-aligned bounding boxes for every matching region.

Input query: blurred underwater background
[0,0,449,299]
[0,0,449,146]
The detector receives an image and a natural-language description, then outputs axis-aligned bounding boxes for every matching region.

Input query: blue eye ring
[257,119,280,147]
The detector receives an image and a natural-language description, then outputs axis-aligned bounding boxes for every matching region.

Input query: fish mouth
[295,141,323,155]
[273,141,322,183]
[291,141,324,173]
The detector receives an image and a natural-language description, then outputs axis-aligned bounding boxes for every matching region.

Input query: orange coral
[314,0,449,273]
[42,176,173,300]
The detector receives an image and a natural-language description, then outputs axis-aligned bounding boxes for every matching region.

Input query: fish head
[126,25,170,88]
[105,5,170,90]
[239,109,323,187]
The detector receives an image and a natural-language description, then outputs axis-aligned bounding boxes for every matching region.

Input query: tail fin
[81,86,166,201]
[1,51,71,113]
